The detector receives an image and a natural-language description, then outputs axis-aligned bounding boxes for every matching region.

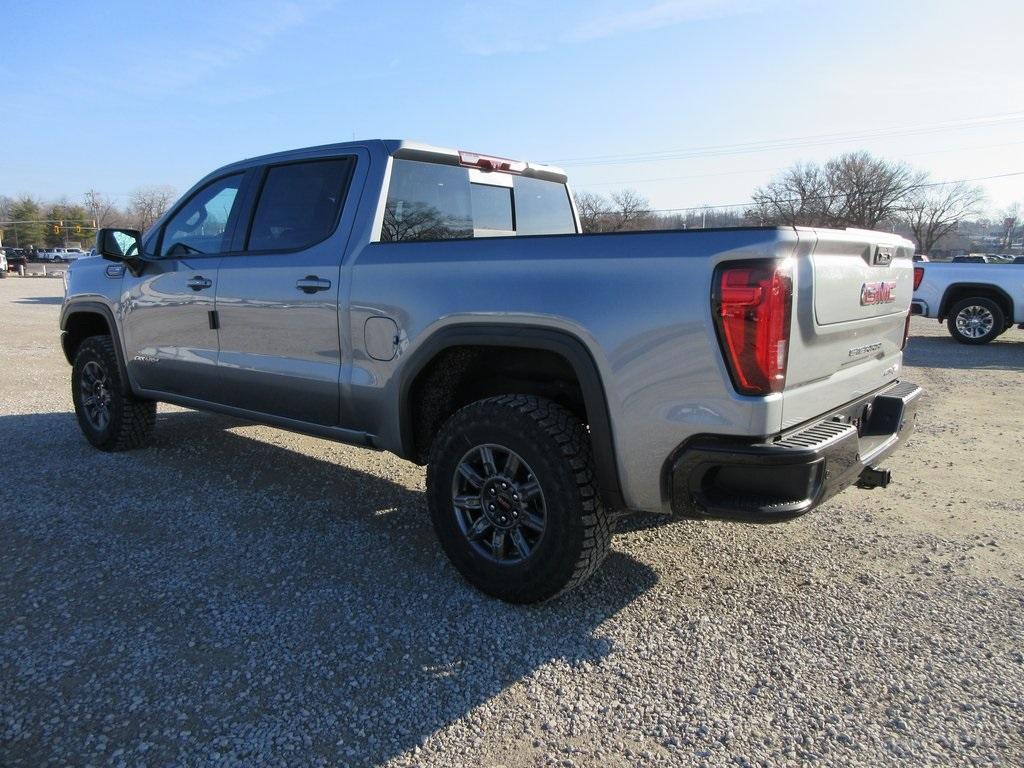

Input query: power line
[577,139,1024,189]
[628,170,1024,215]
[546,111,1024,168]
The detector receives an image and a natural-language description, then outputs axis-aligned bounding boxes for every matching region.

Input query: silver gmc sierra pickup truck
[61,139,923,602]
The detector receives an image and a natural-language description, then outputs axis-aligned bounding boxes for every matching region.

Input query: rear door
[121,173,246,399]
[214,154,360,425]
[781,228,914,429]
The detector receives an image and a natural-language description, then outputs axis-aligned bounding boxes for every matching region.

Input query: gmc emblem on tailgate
[861,281,897,306]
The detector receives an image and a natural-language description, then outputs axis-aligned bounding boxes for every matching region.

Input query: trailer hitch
[856,466,891,489]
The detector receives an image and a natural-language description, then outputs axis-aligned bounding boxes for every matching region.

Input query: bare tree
[127,185,177,232]
[750,152,926,229]
[998,203,1021,249]
[608,189,652,231]
[574,191,611,233]
[83,190,124,229]
[573,189,653,232]
[901,182,986,255]
[825,152,925,229]
[749,162,834,226]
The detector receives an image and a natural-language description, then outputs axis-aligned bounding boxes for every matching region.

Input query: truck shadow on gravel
[11,294,65,305]
[903,334,1023,370]
[0,410,658,768]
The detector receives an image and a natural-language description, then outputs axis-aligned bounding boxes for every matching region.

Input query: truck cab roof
[216,139,568,184]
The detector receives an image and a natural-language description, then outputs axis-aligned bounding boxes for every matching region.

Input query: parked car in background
[2,248,29,271]
[62,248,87,262]
[913,253,930,262]
[0,251,7,276]
[951,255,991,264]
[61,138,922,603]
[912,261,1024,343]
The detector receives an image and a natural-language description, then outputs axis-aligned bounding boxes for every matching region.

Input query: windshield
[380,159,576,242]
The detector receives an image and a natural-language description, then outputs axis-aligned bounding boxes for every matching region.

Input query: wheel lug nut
[501,482,508,489]
[489,504,495,511]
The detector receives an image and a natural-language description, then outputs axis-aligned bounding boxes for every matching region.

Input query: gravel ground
[1,276,1022,767]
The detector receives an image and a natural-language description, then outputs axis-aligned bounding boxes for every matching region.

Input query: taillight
[913,266,924,290]
[713,260,793,396]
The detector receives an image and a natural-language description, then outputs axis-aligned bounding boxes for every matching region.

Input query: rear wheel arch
[398,324,625,510]
[938,283,1014,324]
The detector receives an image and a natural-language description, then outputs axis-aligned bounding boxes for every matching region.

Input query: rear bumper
[667,380,923,522]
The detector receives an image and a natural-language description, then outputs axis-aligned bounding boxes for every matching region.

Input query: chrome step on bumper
[667,381,924,522]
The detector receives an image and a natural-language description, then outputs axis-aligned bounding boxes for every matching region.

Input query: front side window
[247,159,354,251]
[161,174,243,257]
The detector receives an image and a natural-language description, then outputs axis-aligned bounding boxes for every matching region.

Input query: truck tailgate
[782,228,914,430]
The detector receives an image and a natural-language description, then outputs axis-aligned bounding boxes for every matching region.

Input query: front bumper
[668,380,923,522]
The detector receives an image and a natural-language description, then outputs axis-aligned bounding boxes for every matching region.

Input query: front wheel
[426,395,612,603]
[72,335,156,451]
[947,297,1004,344]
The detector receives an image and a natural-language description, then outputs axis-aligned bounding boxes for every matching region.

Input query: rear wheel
[72,335,156,451]
[426,395,611,603]
[947,297,1004,344]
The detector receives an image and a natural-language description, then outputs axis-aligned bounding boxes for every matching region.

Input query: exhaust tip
[857,466,891,490]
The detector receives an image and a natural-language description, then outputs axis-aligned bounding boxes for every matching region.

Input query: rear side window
[247,159,354,251]
[380,158,576,242]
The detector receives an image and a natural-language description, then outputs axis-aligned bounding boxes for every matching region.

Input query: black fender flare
[60,301,132,390]
[396,324,626,511]
[939,283,1015,322]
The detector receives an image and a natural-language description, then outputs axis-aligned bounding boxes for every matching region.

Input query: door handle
[187,276,213,291]
[296,275,332,294]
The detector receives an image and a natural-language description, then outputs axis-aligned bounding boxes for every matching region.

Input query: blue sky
[2,0,1022,212]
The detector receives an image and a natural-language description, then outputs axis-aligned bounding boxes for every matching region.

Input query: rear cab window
[379,158,576,242]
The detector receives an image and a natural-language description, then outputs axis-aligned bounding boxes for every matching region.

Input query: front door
[214,157,356,425]
[121,173,245,399]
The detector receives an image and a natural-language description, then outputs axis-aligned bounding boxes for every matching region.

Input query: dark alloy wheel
[451,443,547,564]
[72,335,156,451]
[427,395,612,604]
[947,297,1004,345]
[78,360,113,432]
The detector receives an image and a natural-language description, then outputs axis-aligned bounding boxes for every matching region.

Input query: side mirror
[97,228,143,272]
[97,228,141,260]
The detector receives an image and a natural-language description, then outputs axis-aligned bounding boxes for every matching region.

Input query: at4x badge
[861,281,896,306]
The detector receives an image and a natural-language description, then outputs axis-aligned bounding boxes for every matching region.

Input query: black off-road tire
[426,395,612,604]
[72,335,156,451]
[947,297,1004,345]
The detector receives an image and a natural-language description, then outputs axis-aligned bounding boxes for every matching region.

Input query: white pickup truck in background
[912,261,1024,343]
